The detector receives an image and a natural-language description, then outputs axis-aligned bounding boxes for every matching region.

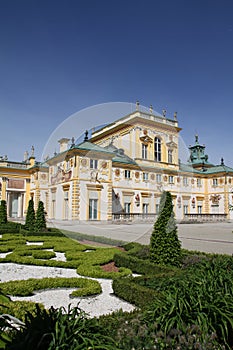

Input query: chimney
[58,138,70,153]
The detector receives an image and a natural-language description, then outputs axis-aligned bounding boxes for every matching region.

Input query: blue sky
[0,0,233,166]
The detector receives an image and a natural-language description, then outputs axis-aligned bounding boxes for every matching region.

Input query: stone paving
[51,220,233,255]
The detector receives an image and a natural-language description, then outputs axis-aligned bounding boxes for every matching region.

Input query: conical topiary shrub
[25,198,35,232]
[35,201,47,232]
[0,200,7,224]
[150,191,181,267]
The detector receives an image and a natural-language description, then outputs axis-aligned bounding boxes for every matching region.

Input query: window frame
[154,137,162,162]
[169,175,174,184]
[141,143,148,159]
[124,170,131,179]
[156,173,162,183]
[90,159,98,169]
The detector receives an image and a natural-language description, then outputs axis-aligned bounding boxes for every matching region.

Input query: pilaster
[1,177,7,201]
[72,178,80,220]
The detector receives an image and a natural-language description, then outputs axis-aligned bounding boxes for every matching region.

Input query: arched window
[154,137,161,162]
[168,149,173,163]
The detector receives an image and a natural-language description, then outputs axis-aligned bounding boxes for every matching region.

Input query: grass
[61,229,127,246]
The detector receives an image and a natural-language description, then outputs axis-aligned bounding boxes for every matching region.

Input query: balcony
[182,213,227,223]
[112,213,158,223]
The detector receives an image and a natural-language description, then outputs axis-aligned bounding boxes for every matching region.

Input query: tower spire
[84,130,88,141]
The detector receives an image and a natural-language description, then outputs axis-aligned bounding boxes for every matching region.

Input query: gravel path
[0,263,135,317]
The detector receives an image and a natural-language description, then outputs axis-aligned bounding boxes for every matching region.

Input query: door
[89,199,98,220]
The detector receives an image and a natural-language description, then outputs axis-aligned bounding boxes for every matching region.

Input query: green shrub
[34,201,47,232]
[144,255,233,347]
[112,277,160,308]
[0,200,7,224]
[0,277,101,298]
[22,230,64,237]
[99,310,223,350]
[114,251,176,275]
[77,264,131,279]
[31,250,56,260]
[150,191,181,267]
[24,198,35,232]
[0,300,44,322]
[0,222,21,234]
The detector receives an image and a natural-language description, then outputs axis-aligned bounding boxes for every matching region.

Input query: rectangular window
[64,191,69,220]
[51,191,56,219]
[169,175,174,184]
[197,178,202,187]
[124,170,131,179]
[197,205,202,214]
[124,202,131,214]
[183,205,188,215]
[143,172,149,181]
[142,203,149,214]
[156,174,162,183]
[90,159,98,169]
[154,138,162,162]
[183,177,188,186]
[213,178,218,186]
[142,144,148,159]
[155,204,160,214]
[89,199,98,220]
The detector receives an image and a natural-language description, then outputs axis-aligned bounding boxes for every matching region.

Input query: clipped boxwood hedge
[0,300,45,322]
[77,264,132,279]
[112,276,161,308]
[21,229,65,237]
[114,251,176,276]
[0,277,101,298]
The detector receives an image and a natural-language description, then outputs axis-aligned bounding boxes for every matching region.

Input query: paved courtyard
[51,220,233,255]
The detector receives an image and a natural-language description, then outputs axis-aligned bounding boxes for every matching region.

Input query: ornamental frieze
[51,168,72,185]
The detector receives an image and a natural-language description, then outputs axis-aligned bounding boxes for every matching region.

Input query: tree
[25,198,35,232]
[35,201,47,232]
[150,191,181,267]
[0,200,7,224]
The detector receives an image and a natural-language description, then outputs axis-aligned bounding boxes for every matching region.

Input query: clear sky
[0,0,233,166]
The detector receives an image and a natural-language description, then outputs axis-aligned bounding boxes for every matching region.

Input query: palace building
[1,105,233,223]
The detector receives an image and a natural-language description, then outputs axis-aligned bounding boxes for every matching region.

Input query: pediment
[166,141,177,148]
[140,135,153,144]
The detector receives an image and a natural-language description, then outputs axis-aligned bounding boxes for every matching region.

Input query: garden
[0,194,233,349]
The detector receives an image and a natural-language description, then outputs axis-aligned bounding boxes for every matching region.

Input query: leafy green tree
[150,191,181,266]
[35,201,47,232]
[0,200,7,224]
[25,198,35,232]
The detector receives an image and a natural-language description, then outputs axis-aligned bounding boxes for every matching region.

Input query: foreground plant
[144,255,233,348]
[6,304,117,350]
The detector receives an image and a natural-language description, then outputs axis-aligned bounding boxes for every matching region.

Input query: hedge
[77,264,132,279]
[112,276,161,308]
[0,300,44,322]
[114,251,176,276]
[0,277,102,298]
